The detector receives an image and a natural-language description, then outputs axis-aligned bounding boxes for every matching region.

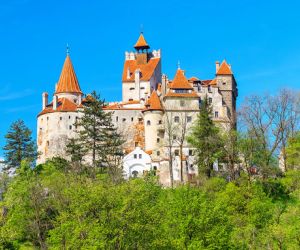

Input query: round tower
[37,52,83,164]
[143,91,164,152]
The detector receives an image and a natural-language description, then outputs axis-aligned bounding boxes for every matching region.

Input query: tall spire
[55,54,82,94]
[134,32,150,50]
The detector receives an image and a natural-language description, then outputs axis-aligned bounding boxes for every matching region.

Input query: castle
[37,33,238,185]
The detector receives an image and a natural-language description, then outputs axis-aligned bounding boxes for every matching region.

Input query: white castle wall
[37,111,81,164]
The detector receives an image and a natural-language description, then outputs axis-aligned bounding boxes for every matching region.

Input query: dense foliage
[1,159,300,249]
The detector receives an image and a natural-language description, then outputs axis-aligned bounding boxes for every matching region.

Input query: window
[139,154,142,159]
[134,154,137,159]
[131,117,134,122]
[187,116,192,123]
[180,100,185,107]
[69,125,72,130]
[47,141,49,146]
[122,118,126,122]
[175,150,179,156]
[69,116,71,119]
[129,98,133,101]
[147,120,151,126]
[74,99,77,103]
[223,82,226,85]
[47,117,49,121]
[215,111,219,118]
[140,87,145,90]
[158,120,162,125]
[60,117,62,121]
[174,116,179,123]
[116,116,118,122]
[175,89,188,93]
[173,135,176,140]
[208,85,211,92]
[189,149,193,156]
[135,142,138,147]
[157,138,160,143]
[130,87,135,90]
[209,97,212,104]
[157,151,160,156]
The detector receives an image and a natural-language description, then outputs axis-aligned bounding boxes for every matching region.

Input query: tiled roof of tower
[216,60,233,75]
[38,97,79,116]
[145,90,163,111]
[122,58,160,82]
[170,69,194,89]
[55,55,82,94]
[134,33,150,49]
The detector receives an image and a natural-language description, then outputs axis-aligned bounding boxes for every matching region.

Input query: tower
[143,90,164,154]
[122,33,161,103]
[37,52,84,164]
[215,60,238,127]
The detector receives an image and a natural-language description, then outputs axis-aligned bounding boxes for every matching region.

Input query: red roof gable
[38,97,79,116]
[122,58,160,82]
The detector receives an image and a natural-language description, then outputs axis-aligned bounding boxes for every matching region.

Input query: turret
[143,91,164,152]
[215,60,238,126]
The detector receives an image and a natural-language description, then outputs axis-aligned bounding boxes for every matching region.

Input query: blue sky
[0,0,300,156]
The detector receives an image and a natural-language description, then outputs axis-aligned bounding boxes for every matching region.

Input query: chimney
[215,61,220,73]
[42,92,48,110]
[78,94,82,105]
[135,69,140,84]
[127,67,131,79]
[53,95,58,110]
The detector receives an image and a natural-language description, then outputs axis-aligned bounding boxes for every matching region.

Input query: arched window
[147,120,151,126]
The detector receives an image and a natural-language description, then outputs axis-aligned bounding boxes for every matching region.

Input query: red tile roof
[122,58,160,82]
[144,91,163,111]
[216,60,233,75]
[38,97,79,116]
[55,55,82,94]
[164,92,199,98]
[169,69,193,89]
[189,76,199,81]
[134,33,150,50]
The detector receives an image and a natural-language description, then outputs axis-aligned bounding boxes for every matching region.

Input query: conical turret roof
[134,33,150,50]
[145,90,163,111]
[55,55,82,94]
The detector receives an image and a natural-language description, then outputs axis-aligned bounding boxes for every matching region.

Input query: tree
[76,91,124,180]
[221,129,240,181]
[187,97,223,178]
[285,132,300,169]
[3,119,36,170]
[239,90,299,175]
[164,111,176,187]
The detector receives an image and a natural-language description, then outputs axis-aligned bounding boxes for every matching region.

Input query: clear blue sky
[0,0,300,156]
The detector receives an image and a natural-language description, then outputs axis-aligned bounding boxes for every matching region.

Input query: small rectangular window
[187,116,192,123]
[69,125,72,130]
[209,97,212,104]
[130,87,135,90]
[157,138,160,143]
[175,150,179,156]
[215,111,219,118]
[139,154,142,159]
[123,118,126,122]
[174,116,179,123]
[157,151,160,156]
[134,154,137,159]
[189,149,193,156]
[131,117,134,122]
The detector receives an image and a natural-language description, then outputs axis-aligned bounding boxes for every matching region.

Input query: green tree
[285,132,300,170]
[188,97,223,178]
[76,91,124,180]
[3,119,36,169]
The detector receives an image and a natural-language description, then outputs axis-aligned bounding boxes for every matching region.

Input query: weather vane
[140,24,144,34]
[66,43,70,55]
